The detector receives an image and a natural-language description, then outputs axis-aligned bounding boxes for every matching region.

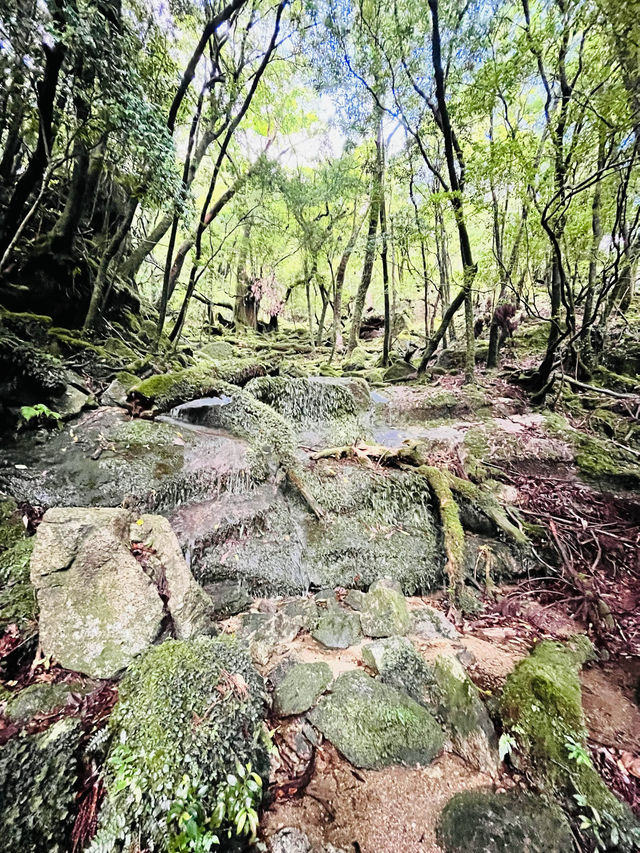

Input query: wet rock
[31,507,214,678]
[437,790,574,853]
[0,717,82,853]
[360,584,411,637]
[411,604,460,640]
[0,407,258,511]
[5,682,81,724]
[91,636,268,851]
[204,579,252,617]
[101,371,137,407]
[312,607,362,649]
[309,669,444,769]
[52,383,91,419]
[271,660,333,716]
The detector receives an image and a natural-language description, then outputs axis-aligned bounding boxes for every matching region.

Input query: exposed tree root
[312,440,528,605]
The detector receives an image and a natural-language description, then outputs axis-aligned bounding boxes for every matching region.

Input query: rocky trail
[1,342,640,853]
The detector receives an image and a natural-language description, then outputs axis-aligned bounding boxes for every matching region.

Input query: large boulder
[90,636,268,853]
[30,508,214,678]
[437,790,574,853]
[309,669,444,769]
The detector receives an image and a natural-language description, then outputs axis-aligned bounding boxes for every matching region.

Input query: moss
[47,328,103,355]
[129,360,269,414]
[91,636,268,853]
[308,669,444,769]
[0,537,37,630]
[513,321,550,355]
[500,638,637,845]
[545,413,640,487]
[0,717,82,853]
[420,465,466,599]
[0,497,24,552]
[360,584,411,637]
[437,790,574,853]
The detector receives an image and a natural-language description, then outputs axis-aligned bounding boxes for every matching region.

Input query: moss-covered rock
[359,584,411,637]
[0,497,24,552]
[362,637,496,773]
[501,637,638,848]
[128,359,268,414]
[91,636,269,852]
[308,669,444,769]
[271,660,333,716]
[437,790,574,853]
[5,681,80,723]
[0,717,82,853]
[0,536,36,630]
[312,607,362,649]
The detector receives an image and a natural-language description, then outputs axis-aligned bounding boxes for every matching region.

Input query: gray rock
[370,577,404,594]
[344,589,365,611]
[240,610,304,666]
[312,608,362,649]
[204,579,252,617]
[281,597,319,630]
[437,790,574,853]
[131,514,217,639]
[31,507,214,678]
[5,682,79,723]
[269,828,311,853]
[309,669,444,769]
[360,585,411,638]
[101,372,137,408]
[411,604,460,640]
[362,636,495,773]
[53,383,90,419]
[272,660,333,716]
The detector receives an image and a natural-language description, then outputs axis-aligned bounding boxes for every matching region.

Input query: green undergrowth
[90,636,269,853]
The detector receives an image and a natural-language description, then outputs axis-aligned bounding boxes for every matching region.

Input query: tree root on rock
[312,440,528,605]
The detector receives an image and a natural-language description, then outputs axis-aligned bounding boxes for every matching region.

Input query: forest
[0,0,639,851]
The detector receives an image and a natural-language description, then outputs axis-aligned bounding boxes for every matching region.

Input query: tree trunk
[83,198,139,331]
[348,121,382,352]
[378,125,391,367]
[0,0,67,257]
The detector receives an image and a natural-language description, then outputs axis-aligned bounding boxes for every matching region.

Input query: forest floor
[1,313,640,852]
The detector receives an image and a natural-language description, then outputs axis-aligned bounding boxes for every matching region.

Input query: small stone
[437,790,574,853]
[281,597,319,630]
[204,579,252,618]
[344,589,365,611]
[269,827,311,853]
[411,605,460,640]
[360,585,411,637]
[241,611,303,666]
[312,608,362,649]
[272,660,333,716]
[309,669,444,769]
[5,682,80,723]
[370,577,404,594]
